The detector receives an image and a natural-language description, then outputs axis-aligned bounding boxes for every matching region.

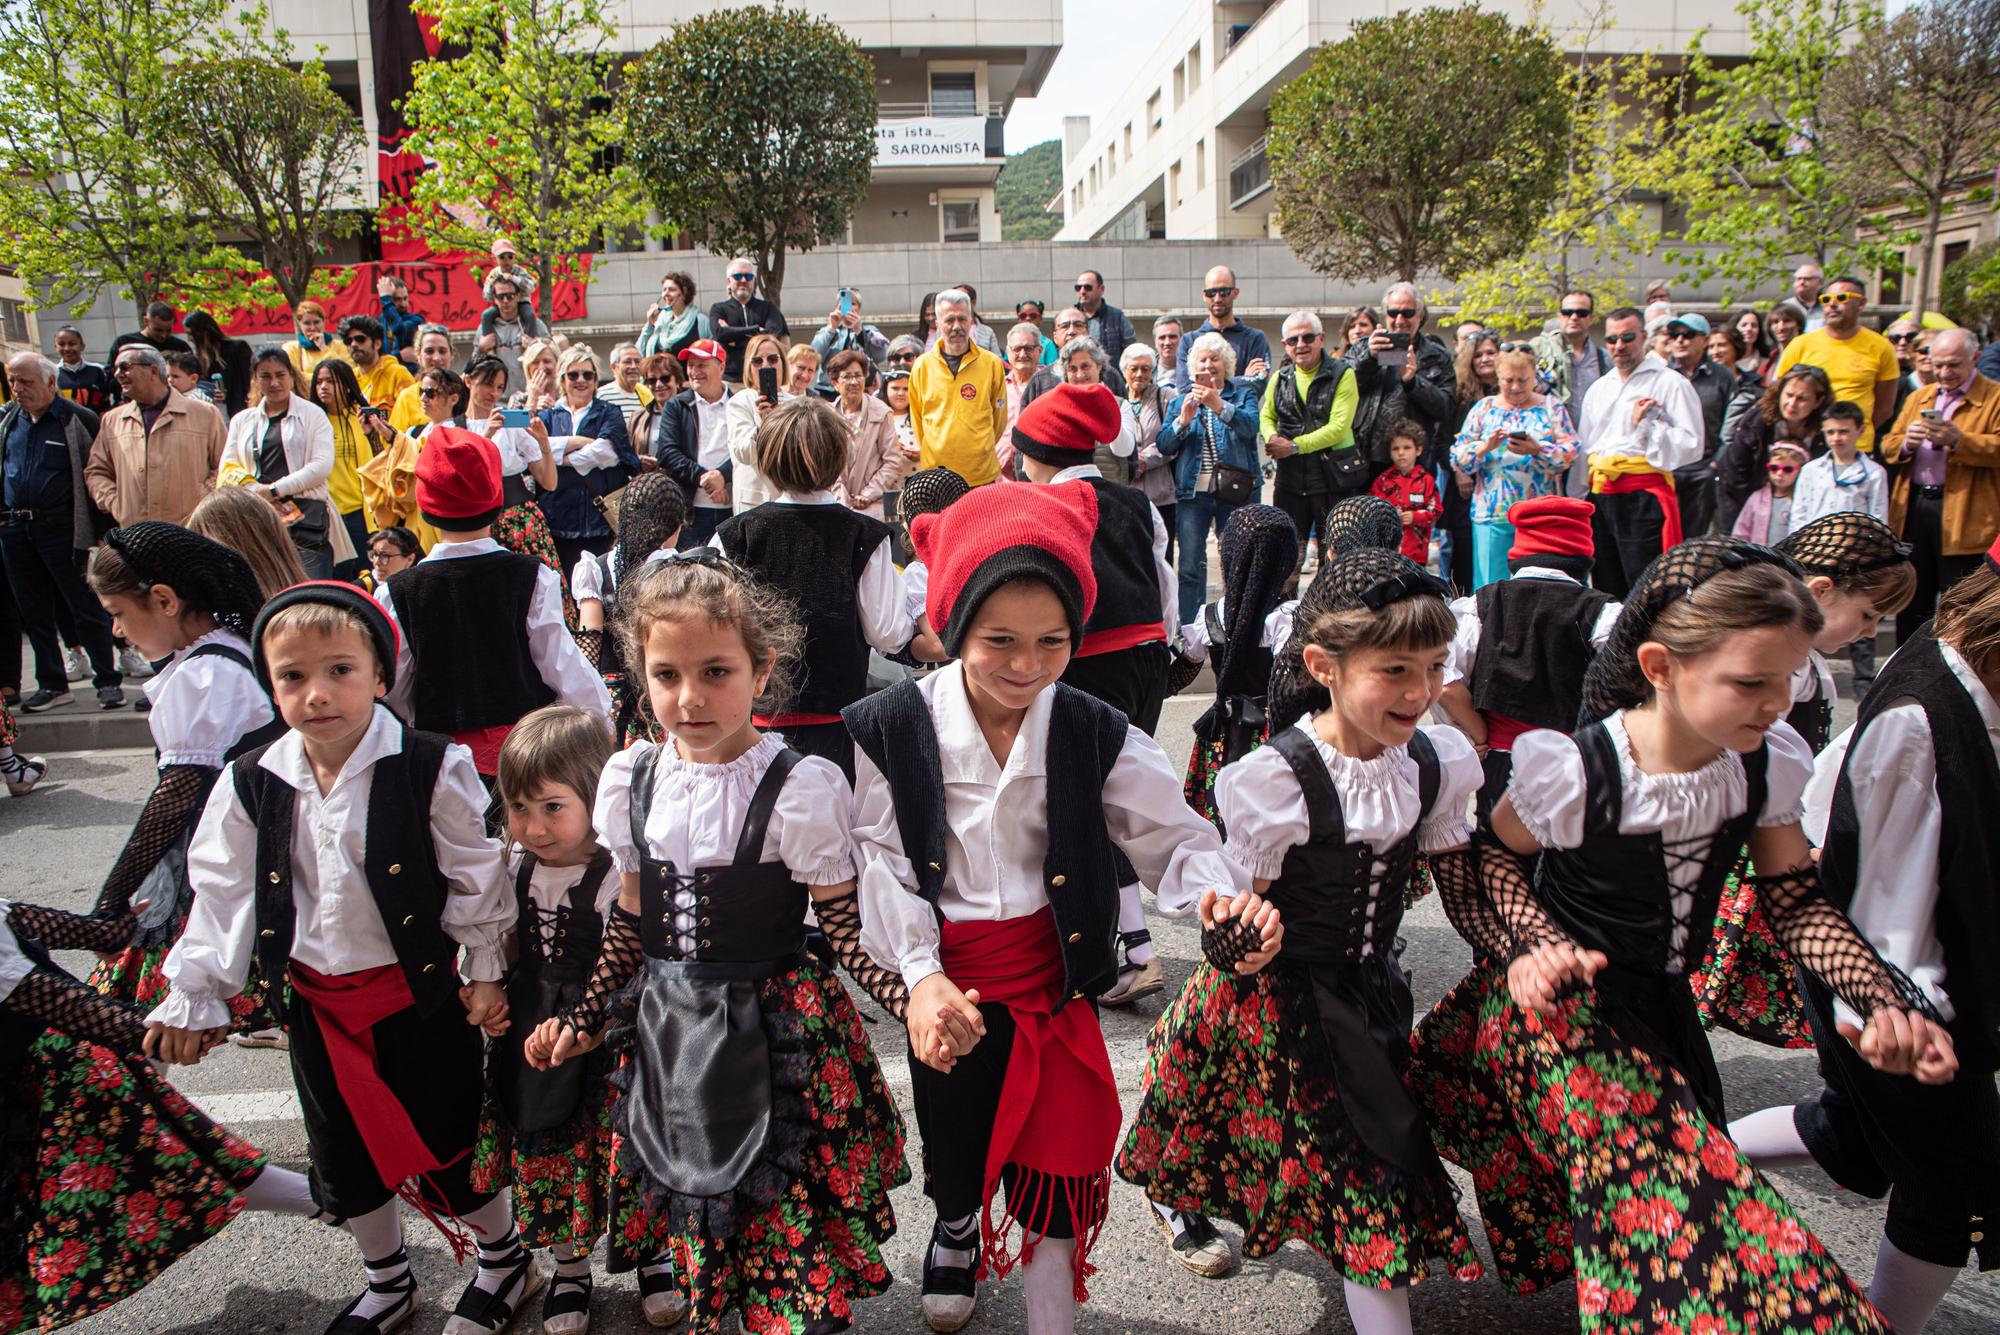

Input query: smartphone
[1386,332,1412,350]
[274,499,304,526]
[499,408,532,428]
[1920,408,1943,421]
[358,405,385,423]
[838,287,853,317]
[758,366,780,402]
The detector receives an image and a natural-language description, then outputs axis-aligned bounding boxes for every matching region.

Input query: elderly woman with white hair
[1061,335,1138,483]
[1122,342,1178,559]
[1158,330,1263,622]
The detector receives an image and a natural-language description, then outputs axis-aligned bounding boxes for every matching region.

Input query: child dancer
[528,554,908,1335]
[1368,420,1441,567]
[470,707,651,1334]
[713,397,913,776]
[573,473,686,746]
[380,427,610,781]
[1727,535,2000,1334]
[1408,537,1954,1332]
[144,583,533,1335]
[1122,547,1488,1335]
[81,524,282,1014]
[1176,503,1298,826]
[1433,497,1619,818]
[1730,439,1808,544]
[847,481,1258,1333]
[893,466,970,666]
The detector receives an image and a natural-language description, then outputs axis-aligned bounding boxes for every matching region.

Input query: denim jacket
[1157,380,1261,501]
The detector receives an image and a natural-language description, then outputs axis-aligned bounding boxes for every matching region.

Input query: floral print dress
[1449,395,1578,522]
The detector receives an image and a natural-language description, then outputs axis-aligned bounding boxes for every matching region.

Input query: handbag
[592,484,627,534]
[1202,411,1257,505]
[1328,446,1371,490]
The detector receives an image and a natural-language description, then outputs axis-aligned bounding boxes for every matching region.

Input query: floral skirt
[495,501,577,632]
[1183,737,1228,828]
[88,921,281,1036]
[0,700,15,750]
[1407,965,1888,1331]
[606,959,907,1334]
[607,673,663,749]
[1689,868,1811,1050]
[0,1031,265,1333]
[1117,960,1483,1288]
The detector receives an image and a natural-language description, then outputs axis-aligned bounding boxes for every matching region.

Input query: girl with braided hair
[1408,536,1954,1333]
[1121,547,1493,1335]
[528,553,908,1335]
[572,471,686,746]
[80,523,284,1018]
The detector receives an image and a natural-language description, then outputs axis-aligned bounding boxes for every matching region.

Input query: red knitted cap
[416,425,504,528]
[1011,382,1124,466]
[1507,496,1596,561]
[1988,529,2000,576]
[912,479,1099,656]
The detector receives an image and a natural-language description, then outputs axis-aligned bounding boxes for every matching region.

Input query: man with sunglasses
[1073,269,1136,368]
[707,257,789,385]
[1774,276,1900,454]
[1022,308,1126,408]
[475,279,548,389]
[1261,310,1359,585]
[1661,312,1733,538]
[1574,306,1704,596]
[1171,265,1270,390]
[1531,289,1610,431]
[388,324,456,434]
[1346,282,1455,471]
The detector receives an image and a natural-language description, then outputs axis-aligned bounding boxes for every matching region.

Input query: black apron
[490,849,612,1134]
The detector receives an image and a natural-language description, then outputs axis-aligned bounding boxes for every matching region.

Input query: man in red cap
[652,337,734,547]
[1435,495,1622,815]
[1011,381,1180,1008]
[379,425,610,777]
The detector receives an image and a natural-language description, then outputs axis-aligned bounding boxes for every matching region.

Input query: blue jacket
[536,398,639,540]
[1157,381,1262,501]
[379,295,424,359]
[650,388,735,497]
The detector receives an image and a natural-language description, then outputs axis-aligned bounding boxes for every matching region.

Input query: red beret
[416,425,505,529]
[1011,382,1125,467]
[912,480,1098,656]
[1507,496,1595,561]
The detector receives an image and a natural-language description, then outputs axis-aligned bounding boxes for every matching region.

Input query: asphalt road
[6,679,1995,1333]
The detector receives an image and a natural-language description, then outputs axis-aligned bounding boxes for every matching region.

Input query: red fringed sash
[939,906,1120,1301]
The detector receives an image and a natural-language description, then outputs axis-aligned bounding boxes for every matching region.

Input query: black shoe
[97,686,128,710]
[443,1248,543,1334]
[325,1255,419,1334]
[920,1220,978,1333]
[18,689,70,713]
[540,1267,592,1335]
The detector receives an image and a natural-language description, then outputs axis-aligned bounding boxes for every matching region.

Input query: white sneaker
[63,647,88,682]
[118,647,155,678]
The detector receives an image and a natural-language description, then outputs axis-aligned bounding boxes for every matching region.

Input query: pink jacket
[1730,485,1786,544]
[837,393,903,517]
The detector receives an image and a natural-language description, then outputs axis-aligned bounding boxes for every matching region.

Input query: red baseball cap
[678,338,724,363]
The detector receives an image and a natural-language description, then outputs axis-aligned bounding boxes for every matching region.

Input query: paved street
[5,680,1994,1333]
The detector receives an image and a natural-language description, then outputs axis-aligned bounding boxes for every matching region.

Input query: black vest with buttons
[843,678,1130,1008]
[232,720,458,1016]
[1270,359,1351,496]
[1076,475,1168,642]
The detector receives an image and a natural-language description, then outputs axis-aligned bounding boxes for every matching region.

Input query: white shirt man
[1575,308,1703,595]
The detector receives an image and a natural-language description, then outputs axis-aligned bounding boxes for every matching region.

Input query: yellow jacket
[909,343,1008,487]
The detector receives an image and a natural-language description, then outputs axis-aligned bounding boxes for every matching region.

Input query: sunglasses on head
[1818,291,1863,306]
[1604,330,1641,344]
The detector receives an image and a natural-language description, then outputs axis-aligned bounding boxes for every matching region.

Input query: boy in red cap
[1435,495,1622,815]
[380,426,610,779]
[844,480,1266,1335]
[1010,381,1180,1008]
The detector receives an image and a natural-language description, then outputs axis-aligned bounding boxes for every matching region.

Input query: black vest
[717,504,893,715]
[387,551,555,736]
[1822,630,2000,1070]
[1075,475,1166,644]
[492,850,612,1133]
[1468,577,1614,731]
[233,719,459,1015]
[843,679,1129,1006]
[1270,360,1349,496]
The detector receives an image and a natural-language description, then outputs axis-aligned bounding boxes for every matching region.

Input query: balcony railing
[1228,136,1271,209]
[877,100,1006,120]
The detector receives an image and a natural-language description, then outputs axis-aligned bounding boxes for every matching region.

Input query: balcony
[1228,136,1271,209]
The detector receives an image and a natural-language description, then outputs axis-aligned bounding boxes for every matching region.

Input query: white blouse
[148,706,514,1032]
[0,904,35,1004]
[1218,721,1480,887]
[1181,597,1290,664]
[1509,711,1814,967]
[1443,566,1622,687]
[903,560,929,624]
[854,662,1251,990]
[569,547,676,606]
[509,849,622,918]
[1789,649,1836,709]
[144,628,275,769]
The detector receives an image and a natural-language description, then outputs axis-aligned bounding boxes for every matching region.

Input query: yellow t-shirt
[388,383,427,434]
[909,344,1008,487]
[327,413,376,516]
[1774,327,1900,453]
[357,357,416,411]
[286,338,352,383]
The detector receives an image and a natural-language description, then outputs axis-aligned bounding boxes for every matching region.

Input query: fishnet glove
[1201,916,1264,972]
[814,891,908,1020]
[1750,866,1942,1023]
[553,903,643,1037]
[6,967,147,1055]
[6,902,134,955]
[1426,846,1520,962]
[1478,834,1574,960]
[93,765,215,921]
[573,628,606,673]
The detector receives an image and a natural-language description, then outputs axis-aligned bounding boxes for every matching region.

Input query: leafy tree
[163,55,370,311]
[1821,0,2000,318]
[1453,5,1695,328]
[1940,240,2000,337]
[1671,0,1903,304]
[399,0,647,319]
[621,5,876,309]
[997,141,1063,243]
[0,0,239,316]
[1267,4,1569,283]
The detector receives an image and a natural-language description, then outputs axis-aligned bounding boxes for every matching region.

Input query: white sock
[1150,1199,1191,1235]
[344,1201,411,1323]
[240,1165,318,1216]
[1020,1236,1076,1335]
[932,1212,978,1272]
[1117,886,1155,965]
[1727,1104,1817,1170]
[1341,1279,1412,1335]
[1867,1234,1959,1333]
[462,1194,528,1298]
[639,1253,676,1282]
[551,1242,592,1278]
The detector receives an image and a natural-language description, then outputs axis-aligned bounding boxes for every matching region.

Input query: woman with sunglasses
[537,345,642,579]
[1717,363,1831,535]
[629,352,678,455]
[1771,278,1901,455]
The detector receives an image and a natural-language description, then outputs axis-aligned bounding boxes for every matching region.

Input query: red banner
[209,255,593,339]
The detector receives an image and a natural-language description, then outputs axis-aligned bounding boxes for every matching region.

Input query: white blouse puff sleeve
[508,847,622,916]
[147,632,276,769]
[593,736,857,887]
[0,905,36,1003]
[1216,722,1481,882]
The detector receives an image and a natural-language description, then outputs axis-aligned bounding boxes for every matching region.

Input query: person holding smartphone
[809,286,888,391]
[220,346,344,579]
[1449,346,1578,588]
[1159,333,1263,623]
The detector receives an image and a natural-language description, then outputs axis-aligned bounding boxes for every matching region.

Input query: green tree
[399,0,647,319]
[164,55,370,311]
[1940,240,2000,337]
[1821,0,2000,318]
[1671,0,1902,304]
[1267,4,1569,283]
[997,141,1063,243]
[621,5,876,309]
[1453,5,1695,328]
[0,0,239,316]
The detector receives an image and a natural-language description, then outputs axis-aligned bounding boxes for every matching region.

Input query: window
[941,199,981,244]
[1146,90,1162,135]
[1188,42,1202,91]
[1196,138,1206,189]
[1123,124,1133,160]
[930,70,977,116]
[1170,160,1183,207]
[1173,61,1186,109]
[0,298,26,345]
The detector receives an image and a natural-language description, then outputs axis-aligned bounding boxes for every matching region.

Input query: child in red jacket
[1369,420,1440,568]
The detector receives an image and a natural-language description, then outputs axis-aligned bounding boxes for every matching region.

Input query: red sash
[940,906,1119,1301]
[1596,470,1684,551]
[1076,621,1166,658]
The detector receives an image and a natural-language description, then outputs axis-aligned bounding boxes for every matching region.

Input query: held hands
[906,973,985,1074]
[1199,888,1284,975]
[460,980,510,1035]
[524,1015,605,1070]
[143,1023,228,1065]
[1504,941,1608,1017]
[1839,1009,1959,1085]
